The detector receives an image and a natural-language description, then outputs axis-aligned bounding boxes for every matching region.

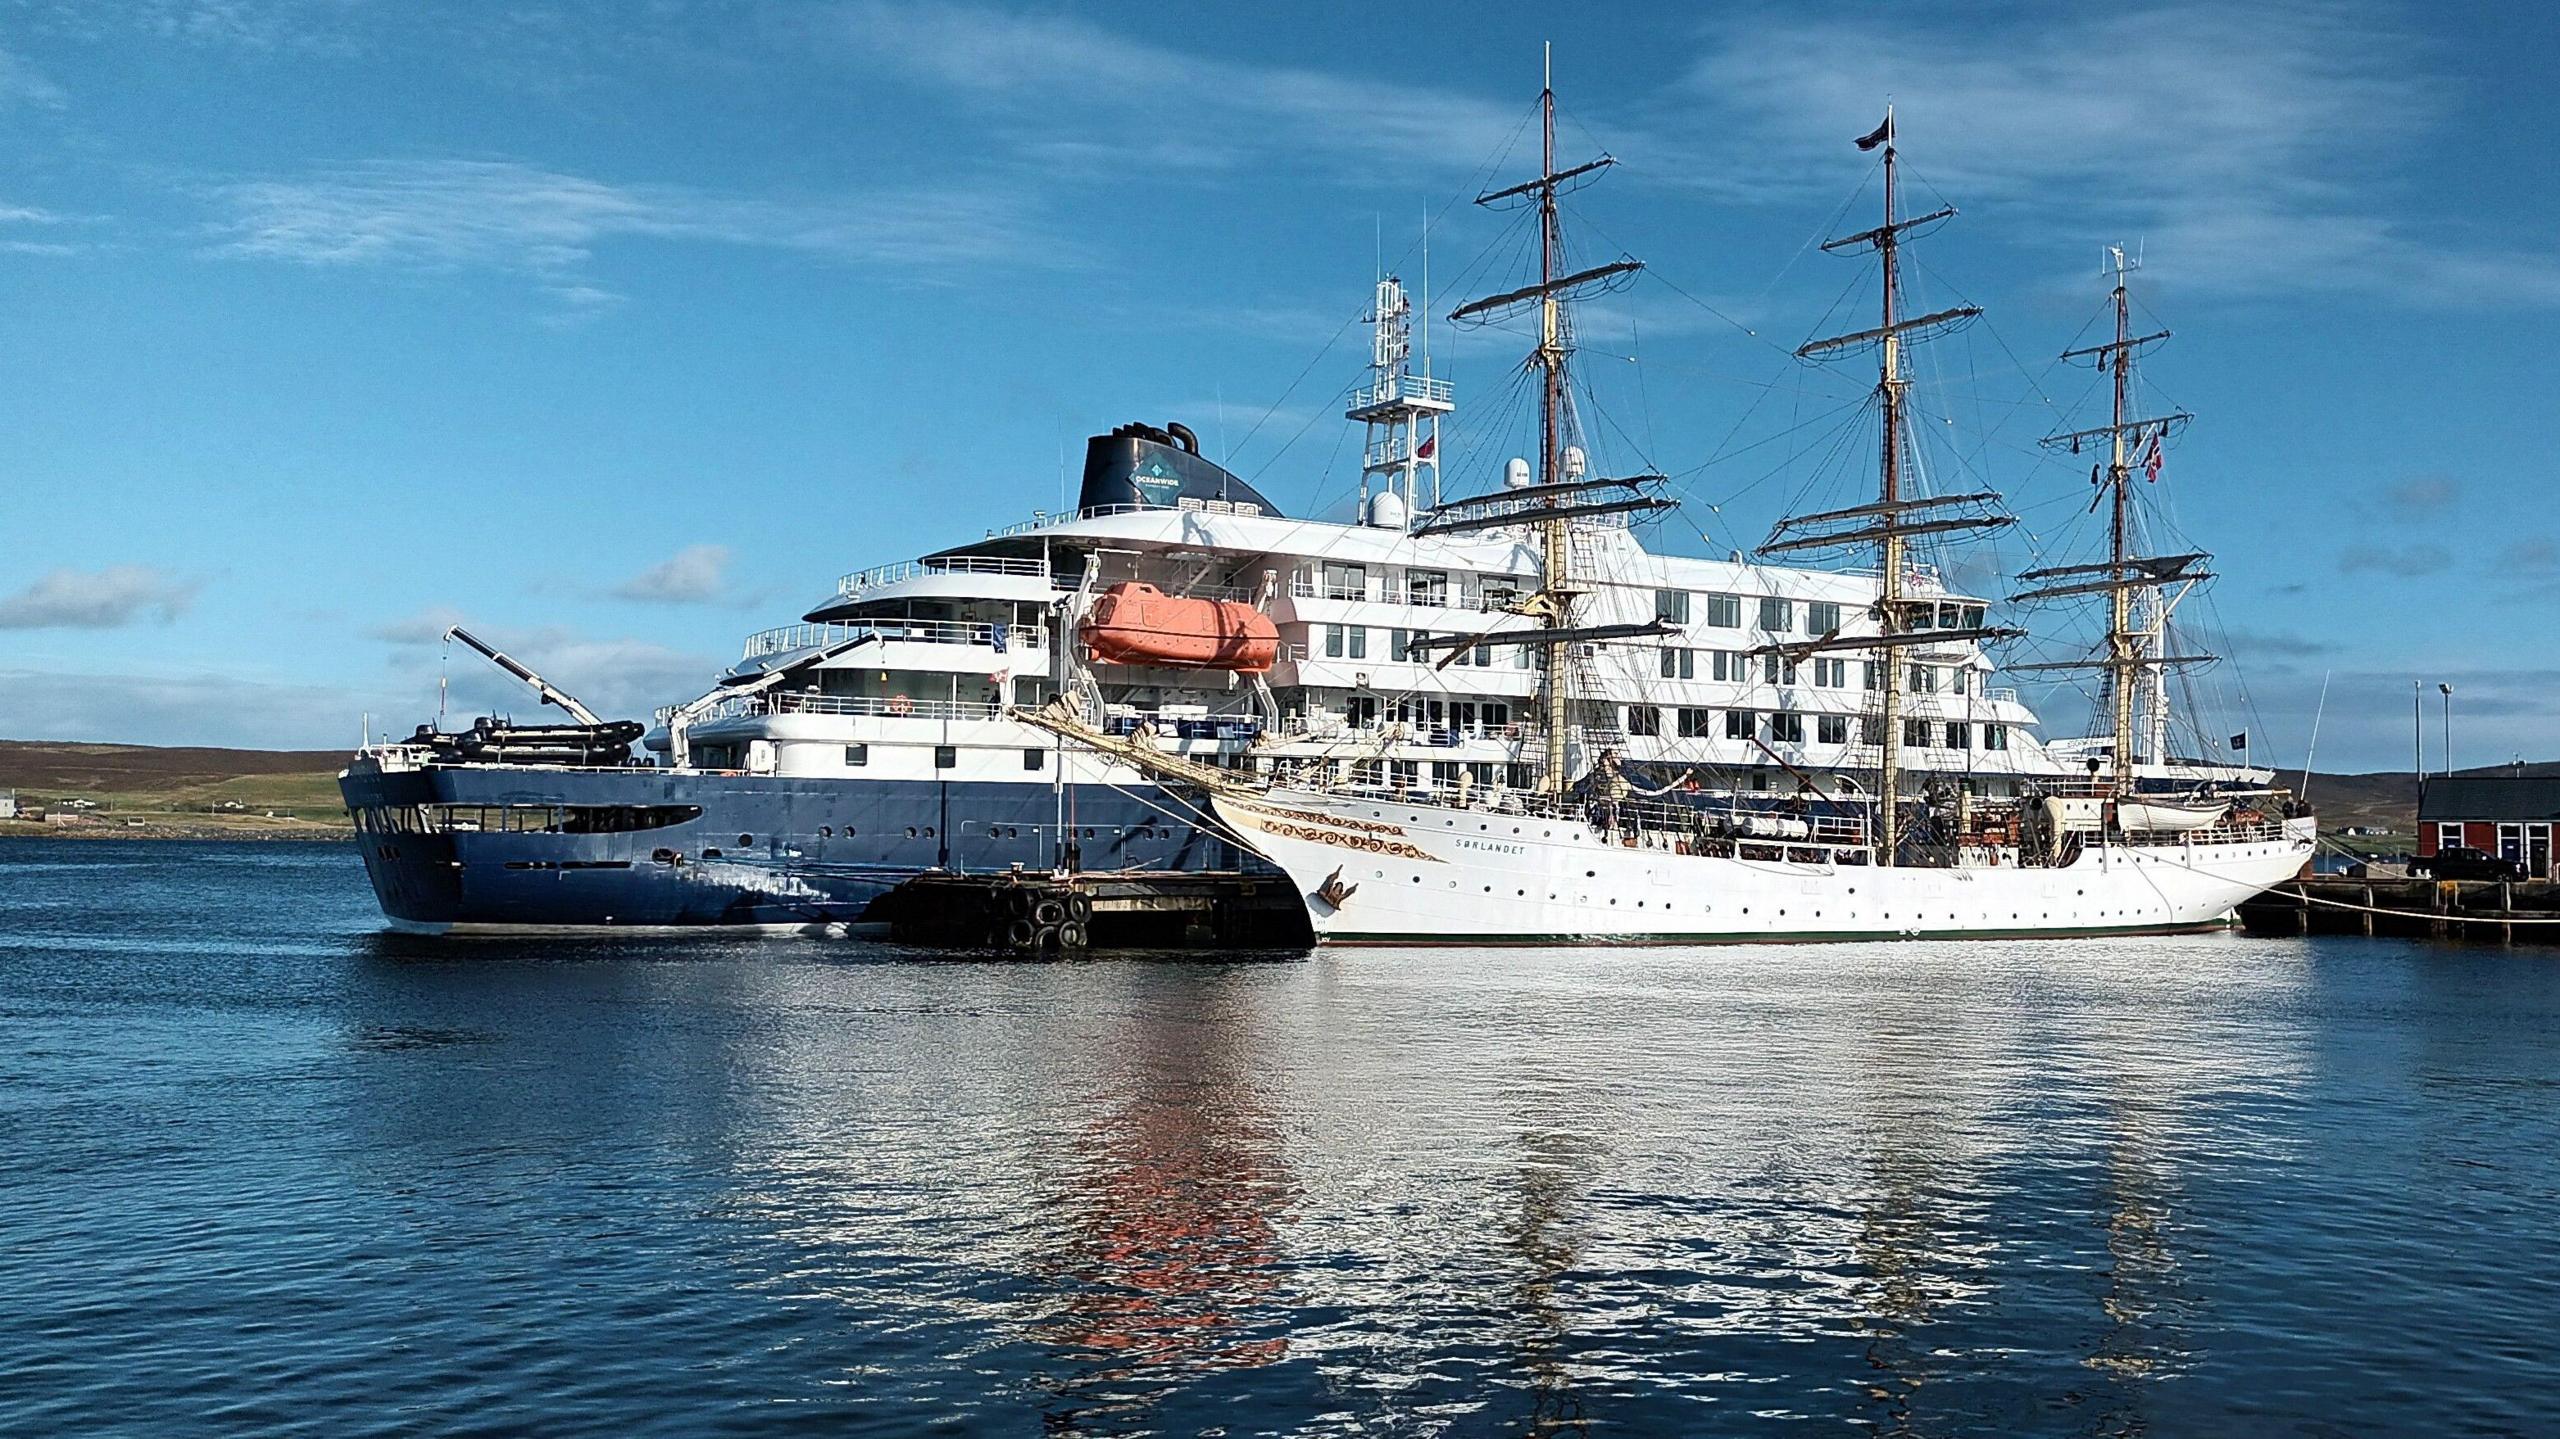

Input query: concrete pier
[877,870,1312,953]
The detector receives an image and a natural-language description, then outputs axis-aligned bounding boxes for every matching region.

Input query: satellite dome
[1562,445,1587,479]
[1368,489,1408,529]
[1503,457,1533,489]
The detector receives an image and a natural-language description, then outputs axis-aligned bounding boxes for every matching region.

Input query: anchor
[1314,866,1358,911]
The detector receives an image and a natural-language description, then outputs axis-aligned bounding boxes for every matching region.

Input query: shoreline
[1,821,352,842]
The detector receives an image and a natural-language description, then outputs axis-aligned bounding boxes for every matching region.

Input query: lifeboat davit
[1080,582,1279,674]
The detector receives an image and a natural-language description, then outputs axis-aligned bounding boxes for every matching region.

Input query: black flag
[2230,731,2248,750]
[1855,116,1892,151]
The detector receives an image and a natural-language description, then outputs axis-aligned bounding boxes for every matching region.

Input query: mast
[1536,47,1569,797]
[2105,251,2135,784]
[1768,111,2003,866]
[1444,46,1643,800]
[2019,249,2209,789]
[1875,110,1905,860]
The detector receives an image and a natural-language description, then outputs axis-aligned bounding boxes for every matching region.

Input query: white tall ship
[1028,85,2312,945]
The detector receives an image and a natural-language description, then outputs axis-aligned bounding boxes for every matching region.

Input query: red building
[2417,776,2559,878]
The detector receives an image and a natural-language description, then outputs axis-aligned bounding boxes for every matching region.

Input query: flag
[2230,731,2248,750]
[1414,432,1436,461]
[990,667,1011,687]
[2141,432,2164,482]
[990,622,1009,653]
[1854,116,1892,151]
[2090,462,2102,486]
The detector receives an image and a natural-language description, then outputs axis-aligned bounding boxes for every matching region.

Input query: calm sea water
[4,840,2557,1437]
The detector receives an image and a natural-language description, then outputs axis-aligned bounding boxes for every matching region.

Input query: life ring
[885,694,914,717]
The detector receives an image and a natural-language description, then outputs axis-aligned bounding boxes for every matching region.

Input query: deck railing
[833,554,1053,598]
[740,618,1045,659]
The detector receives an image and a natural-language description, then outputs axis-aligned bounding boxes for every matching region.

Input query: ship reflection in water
[1027,977,1300,1427]
[11,843,2555,1436]
[672,936,2522,1434]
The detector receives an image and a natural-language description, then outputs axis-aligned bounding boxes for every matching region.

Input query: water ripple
[3,840,2557,1434]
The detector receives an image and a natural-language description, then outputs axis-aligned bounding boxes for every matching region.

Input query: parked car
[2414,845,2526,881]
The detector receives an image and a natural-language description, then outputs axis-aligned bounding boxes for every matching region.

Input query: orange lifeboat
[1080,582,1279,673]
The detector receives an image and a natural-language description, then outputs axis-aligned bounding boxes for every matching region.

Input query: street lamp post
[2438,683,2454,778]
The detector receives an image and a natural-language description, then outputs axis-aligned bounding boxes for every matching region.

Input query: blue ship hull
[339,763,1258,932]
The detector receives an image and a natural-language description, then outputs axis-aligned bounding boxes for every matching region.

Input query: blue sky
[0,0,2551,772]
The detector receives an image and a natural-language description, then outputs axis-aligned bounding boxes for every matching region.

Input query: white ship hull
[1214,789,2314,945]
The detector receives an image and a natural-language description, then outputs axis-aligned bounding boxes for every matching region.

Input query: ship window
[1818,715,1850,745]
[1948,722,1971,750]
[1023,748,1045,771]
[1626,705,1662,738]
[1808,600,1843,634]
[1678,707,1714,739]
[1909,664,1938,694]
[1862,660,1882,691]
[1862,716,1887,745]
[1323,563,1367,600]
[1904,718,1933,748]
[1698,593,1735,628]
[844,744,869,766]
[1951,667,1970,696]
[1654,590,1691,625]
[1814,658,1847,688]
[1759,596,1794,632]
[1985,723,2008,751]
[1768,713,1804,744]
[1407,570,1448,605]
[1659,647,1696,680]
[1762,653,1799,685]
[1389,629,1411,662]
[934,745,957,769]
[1725,710,1752,740]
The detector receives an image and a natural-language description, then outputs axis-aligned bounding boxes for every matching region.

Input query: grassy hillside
[0,738,2539,844]
[0,741,351,837]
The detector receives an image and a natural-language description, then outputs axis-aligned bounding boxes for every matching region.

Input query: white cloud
[368,609,718,721]
[825,2,1526,182]
[0,566,199,629]
[1654,3,2555,307]
[2338,543,2452,577]
[0,668,389,749]
[0,50,65,108]
[367,605,470,646]
[205,158,1068,306]
[613,544,732,604]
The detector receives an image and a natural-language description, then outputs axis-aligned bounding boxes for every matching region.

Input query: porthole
[702,847,723,859]
[923,827,936,838]
[818,825,832,838]
[905,827,918,838]
[738,834,753,847]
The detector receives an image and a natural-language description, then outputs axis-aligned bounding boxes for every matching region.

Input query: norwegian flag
[2141,431,2164,482]
[1414,432,1437,461]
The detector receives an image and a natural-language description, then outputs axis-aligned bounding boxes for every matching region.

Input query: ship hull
[1213,790,2315,945]
[339,759,1251,933]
